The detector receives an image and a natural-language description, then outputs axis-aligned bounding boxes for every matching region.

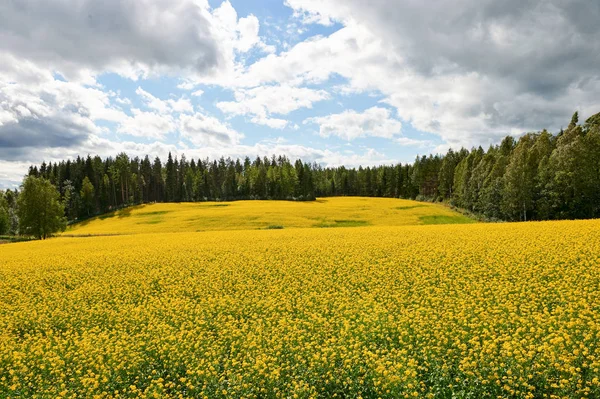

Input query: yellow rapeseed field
[64,197,474,236]
[1,211,599,398]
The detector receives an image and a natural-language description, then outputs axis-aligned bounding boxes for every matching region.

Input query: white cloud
[175,141,395,168]
[115,97,132,106]
[135,87,194,114]
[117,109,176,139]
[237,16,277,54]
[236,15,262,52]
[168,97,194,114]
[135,87,171,114]
[0,0,277,83]
[0,0,226,81]
[284,0,345,26]
[395,137,434,148]
[2,0,600,189]
[279,0,600,147]
[217,85,330,128]
[0,160,31,188]
[0,53,127,158]
[179,112,243,146]
[305,107,402,140]
[118,87,236,143]
[317,148,395,167]
[250,116,290,130]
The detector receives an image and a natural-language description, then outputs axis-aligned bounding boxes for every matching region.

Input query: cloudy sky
[1,0,599,188]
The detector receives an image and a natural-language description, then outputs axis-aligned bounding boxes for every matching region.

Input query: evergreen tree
[80,177,95,217]
[19,109,600,223]
[165,152,176,202]
[0,192,9,235]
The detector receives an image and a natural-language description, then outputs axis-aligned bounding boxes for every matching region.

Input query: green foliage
[419,215,476,225]
[17,176,67,239]
[80,176,95,216]
[2,189,20,235]
[315,219,369,228]
[395,205,426,210]
[0,193,9,235]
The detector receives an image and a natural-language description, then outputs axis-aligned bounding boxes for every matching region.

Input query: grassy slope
[65,197,475,236]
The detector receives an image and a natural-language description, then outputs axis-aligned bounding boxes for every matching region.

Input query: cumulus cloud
[179,113,243,146]
[0,160,31,188]
[217,85,330,128]
[117,89,240,144]
[0,0,274,81]
[305,0,600,95]
[0,55,242,163]
[0,54,126,159]
[0,0,224,80]
[284,0,346,26]
[281,0,600,146]
[136,87,194,114]
[2,0,600,188]
[249,116,290,130]
[236,15,275,53]
[305,107,402,140]
[395,137,434,148]
[117,109,176,139]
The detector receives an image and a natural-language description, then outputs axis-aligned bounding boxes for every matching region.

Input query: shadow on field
[419,215,476,225]
[314,219,369,228]
[395,205,427,210]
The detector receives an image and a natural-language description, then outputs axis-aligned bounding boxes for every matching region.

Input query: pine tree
[80,177,95,217]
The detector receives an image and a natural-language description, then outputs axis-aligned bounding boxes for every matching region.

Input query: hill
[65,197,475,236]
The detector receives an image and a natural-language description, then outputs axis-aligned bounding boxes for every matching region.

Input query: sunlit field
[1,214,600,398]
[65,197,475,236]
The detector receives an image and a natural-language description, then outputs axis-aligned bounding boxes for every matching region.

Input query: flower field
[1,209,599,398]
[64,197,474,236]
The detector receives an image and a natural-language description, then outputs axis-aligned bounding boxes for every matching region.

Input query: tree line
[314,111,600,221]
[1,110,598,237]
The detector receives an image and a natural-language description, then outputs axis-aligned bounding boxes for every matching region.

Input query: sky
[1,0,599,188]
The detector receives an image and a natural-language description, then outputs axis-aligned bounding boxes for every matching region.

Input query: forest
[1,111,599,234]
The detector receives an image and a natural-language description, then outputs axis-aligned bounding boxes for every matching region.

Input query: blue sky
[1,0,599,188]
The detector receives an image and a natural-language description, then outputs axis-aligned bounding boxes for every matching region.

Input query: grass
[420,214,477,225]
[136,210,171,216]
[315,219,369,228]
[395,205,426,210]
[137,219,163,225]
[0,235,37,244]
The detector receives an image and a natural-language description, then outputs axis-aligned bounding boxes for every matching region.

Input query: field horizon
[64,197,476,236]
